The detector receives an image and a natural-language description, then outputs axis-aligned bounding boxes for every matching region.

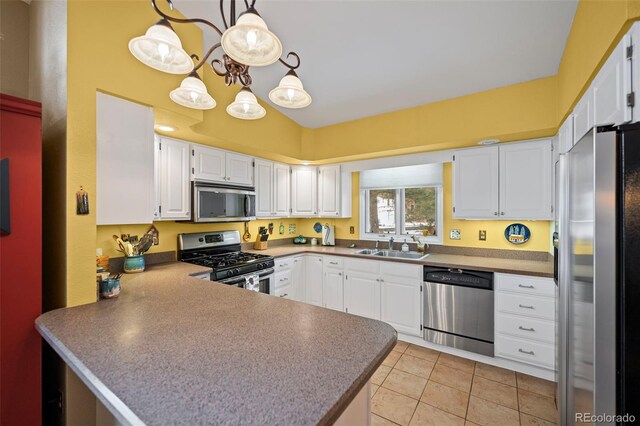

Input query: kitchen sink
[355,249,379,255]
[355,248,428,260]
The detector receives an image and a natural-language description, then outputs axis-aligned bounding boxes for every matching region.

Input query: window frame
[359,185,444,245]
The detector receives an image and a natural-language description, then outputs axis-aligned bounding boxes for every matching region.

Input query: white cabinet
[452,146,499,219]
[453,139,553,220]
[379,262,422,336]
[156,136,191,220]
[573,86,593,144]
[592,34,632,127]
[192,145,226,183]
[498,140,553,220]
[273,255,305,301]
[558,115,574,154]
[273,163,291,216]
[344,258,380,320]
[305,255,324,306]
[255,160,290,218]
[323,257,344,311]
[291,166,318,216]
[291,255,305,302]
[96,92,155,225]
[318,165,341,216]
[191,145,254,186]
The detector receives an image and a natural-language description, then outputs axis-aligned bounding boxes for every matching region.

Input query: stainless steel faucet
[375,240,380,249]
[388,237,394,250]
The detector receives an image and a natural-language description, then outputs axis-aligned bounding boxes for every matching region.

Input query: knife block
[253,236,268,250]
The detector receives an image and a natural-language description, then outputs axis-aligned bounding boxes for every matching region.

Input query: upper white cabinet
[318,165,341,216]
[558,115,574,154]
[191,145,253,186]
[96,93,155,225]
[273,163,291,216]
[156,136,191,220]
[499,140,553,219]
[453,139,553,220]
[453,146,499,219]
[573,86,593,144]
[593,34,632,128]
[291,166,318,216]
[255,159,290,217]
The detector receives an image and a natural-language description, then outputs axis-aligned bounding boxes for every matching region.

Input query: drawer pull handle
[518,326,536,332]
[330,262,338,265]
[519,304,535,309]
[279,293,288,298]
[518,284,535,289]
[279,278,288,282]
[518,348,535,356]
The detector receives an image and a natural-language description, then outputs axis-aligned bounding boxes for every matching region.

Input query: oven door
[218,269,274,294]
[193,183,256,222]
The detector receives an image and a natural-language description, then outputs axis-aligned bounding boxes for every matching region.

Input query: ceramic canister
[123,255,145,273]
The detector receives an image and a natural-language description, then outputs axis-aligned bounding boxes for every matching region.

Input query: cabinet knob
[500,212,505,215]
[494,212,498,216]
[336,212,339,215]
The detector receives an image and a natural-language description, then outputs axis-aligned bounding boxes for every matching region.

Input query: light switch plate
[450,229,461,240]
[350,226,355,234]
[479,230,487,241]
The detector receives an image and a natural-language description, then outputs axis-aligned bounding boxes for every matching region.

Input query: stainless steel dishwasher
[423,267,494,357]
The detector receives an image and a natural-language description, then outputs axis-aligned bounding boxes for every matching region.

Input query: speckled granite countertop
[246,245,554,278]
[36,262,397,425]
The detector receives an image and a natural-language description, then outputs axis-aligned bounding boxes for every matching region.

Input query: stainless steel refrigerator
[556,124,640,425]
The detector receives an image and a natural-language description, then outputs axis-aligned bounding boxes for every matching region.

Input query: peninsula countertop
[36,262,397,425]
[246,244,554,278]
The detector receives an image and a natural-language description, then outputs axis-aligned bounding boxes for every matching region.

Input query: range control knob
[226,271,234,277]
[258,263,265,269]
[233,268,240,275]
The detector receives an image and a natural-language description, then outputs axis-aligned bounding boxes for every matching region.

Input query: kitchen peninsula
[36,262,396,425]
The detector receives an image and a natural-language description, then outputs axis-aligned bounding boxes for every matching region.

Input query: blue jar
[123,255,145,273]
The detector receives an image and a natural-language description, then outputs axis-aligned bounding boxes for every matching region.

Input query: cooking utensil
[243,222,251,241]
[136,234,153,255]
[113,235,127,254]
[268,223,274,235]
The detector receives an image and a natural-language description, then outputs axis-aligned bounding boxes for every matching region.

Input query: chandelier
[128,0,312,120]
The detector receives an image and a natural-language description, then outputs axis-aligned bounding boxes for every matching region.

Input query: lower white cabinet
[273,255,306,301]
[344,271,380,319]
[291,256,305,302]
[323,257,344,311]
[305,255,324,307]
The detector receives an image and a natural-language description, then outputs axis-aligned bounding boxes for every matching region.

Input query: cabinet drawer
[344,258,379,275]
[496,334,554,368]
[379,261,421,280]
[324,256,344,269]
[496,293,555,320]
[275,284,292,299]
[274,270,292,289]
[495,313,555,343]
[275,256,294,271]
[496,273,555,298]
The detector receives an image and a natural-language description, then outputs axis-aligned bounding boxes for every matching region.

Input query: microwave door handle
[244,194,250,217]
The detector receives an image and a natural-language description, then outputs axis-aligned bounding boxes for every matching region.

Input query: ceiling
[174,0,578,128]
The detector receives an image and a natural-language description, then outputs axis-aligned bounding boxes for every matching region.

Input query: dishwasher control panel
[423,267,493,290]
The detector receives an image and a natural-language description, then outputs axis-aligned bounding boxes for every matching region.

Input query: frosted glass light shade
[226,88,266,120]
[220,11,282,67]
[129,19,194,74]
[169,73,216,110]
[268,72,312,108]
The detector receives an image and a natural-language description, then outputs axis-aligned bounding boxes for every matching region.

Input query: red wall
[0,94,42,426]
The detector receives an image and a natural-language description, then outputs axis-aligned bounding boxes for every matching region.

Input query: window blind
[360,163,443,189]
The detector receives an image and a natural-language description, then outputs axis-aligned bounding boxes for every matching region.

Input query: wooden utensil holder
[253,238,268,250]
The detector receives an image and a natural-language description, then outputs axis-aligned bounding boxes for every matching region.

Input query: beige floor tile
[383,350,403,367]
[371,384,380,398]
[429,364,473,393]
[437,353,476,374]
[372,413,401,426]
[382,369,428,400]
[404,344,440,363]
[466,396,520,426]
[372,365,393,386]
[474,362,517,387]
[371,387,419,426]
[394,354,435,379]
[420,380,469,418]
[465,422,481,426]
[394,340,409,353]
[520,413,557,426]
[409,402,465,426]
[518,389,557,423]
[470,375,518,410]
[516,373,555,397]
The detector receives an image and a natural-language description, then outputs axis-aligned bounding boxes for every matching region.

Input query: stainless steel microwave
[192,182,256,222]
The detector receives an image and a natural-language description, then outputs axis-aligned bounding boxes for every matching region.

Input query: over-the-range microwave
[190,182,256,223]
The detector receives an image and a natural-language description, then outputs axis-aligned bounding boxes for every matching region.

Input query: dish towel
[244,274,260,292]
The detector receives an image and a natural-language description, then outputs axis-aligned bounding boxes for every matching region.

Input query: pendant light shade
[268,71,312,109]
[129,19,194,74]
[170,72,216,110]
[226,88,266,120]
[220,10,283,67]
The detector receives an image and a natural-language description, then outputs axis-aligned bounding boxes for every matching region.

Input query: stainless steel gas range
[178,230,275,294]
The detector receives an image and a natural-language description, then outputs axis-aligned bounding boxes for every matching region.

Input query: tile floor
[370,340,558,426]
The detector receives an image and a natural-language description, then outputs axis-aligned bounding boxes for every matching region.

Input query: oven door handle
[219,269,274,285]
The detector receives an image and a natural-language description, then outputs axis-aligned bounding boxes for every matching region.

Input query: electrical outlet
[449,229,461,240]
[350,226,355,234]
[479,230,487,241]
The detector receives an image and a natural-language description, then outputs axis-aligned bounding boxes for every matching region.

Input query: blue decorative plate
[313,222,323,233]
[505,223,531,245]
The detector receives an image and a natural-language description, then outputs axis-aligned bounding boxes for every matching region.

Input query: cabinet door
[324,269,344,311]
[318,165,341,217]
[291,256,305,302]
[305,255,323,306]
[291,166,318,216]
[192,145,226,183]
[499,140,553,220]
[158,137,191,220]
[452,146,499,219]
[96,93,154,225]
[380,278,421,336]
[593,35,632,127]
[558,115,574,154]
[344,271,380,320]
[226,152,254,186]
[573,87,593,144]
[273,162,291,217]
[153,136,161,221]
[254,159,273,217]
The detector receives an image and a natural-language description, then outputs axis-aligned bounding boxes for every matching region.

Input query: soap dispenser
[401,239,409,252]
